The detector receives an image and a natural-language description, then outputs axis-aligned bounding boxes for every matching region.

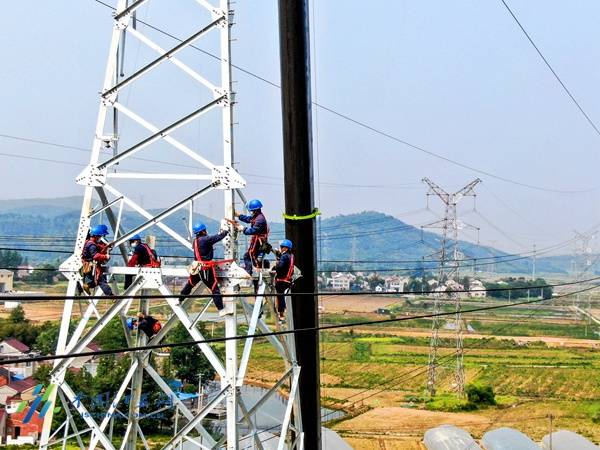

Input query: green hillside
[0,198,573,274]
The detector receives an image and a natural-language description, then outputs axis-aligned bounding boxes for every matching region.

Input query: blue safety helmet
[126,317,136,330]
[192,223,207,234]
[246,199,263,211]
[90,224,109,237]
[129,234,142,242]
[280,239,293,250]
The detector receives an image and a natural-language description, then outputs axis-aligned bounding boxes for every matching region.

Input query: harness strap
[193,236,233,268]
[276,254,295,283]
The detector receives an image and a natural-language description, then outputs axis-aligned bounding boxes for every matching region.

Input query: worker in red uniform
[271,239,294,322]
[236,199,269,292]
[135,313,161,338]
[179,223,230,315]
[81,224,113,295]
[124,234,161,290]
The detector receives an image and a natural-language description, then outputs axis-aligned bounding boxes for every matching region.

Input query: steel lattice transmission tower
[422,177,481,397]
[39,1,303,449]
[571,230,596,307]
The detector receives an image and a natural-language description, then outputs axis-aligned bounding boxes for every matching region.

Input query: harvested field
[321,295,400,313]
[335,402,600,447]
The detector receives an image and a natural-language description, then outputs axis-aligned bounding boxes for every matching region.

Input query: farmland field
[4,286,600,448]
[246,293,600,447]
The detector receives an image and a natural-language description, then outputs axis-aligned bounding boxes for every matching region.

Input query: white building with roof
[0,339,39,379]
[329,272,356,291]
[384,276,408,292]
[469,279,487,298]
[0,270,13,293]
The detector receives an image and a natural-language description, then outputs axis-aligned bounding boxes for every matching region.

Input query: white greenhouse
[424,425,482,450]
[541,430,599,450]
[481,427,540,450]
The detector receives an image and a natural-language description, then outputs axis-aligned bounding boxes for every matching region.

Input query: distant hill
[0,196,84,217]
[0,197,577,274]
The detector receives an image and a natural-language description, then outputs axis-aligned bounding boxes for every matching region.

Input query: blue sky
[1,0,600,254]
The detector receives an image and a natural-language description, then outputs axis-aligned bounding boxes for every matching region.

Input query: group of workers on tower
[81,198,295,325]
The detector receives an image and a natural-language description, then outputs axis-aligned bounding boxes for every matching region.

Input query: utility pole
[422,177,481,397]
[532,243,536,280]
[548,414,554,449]
[278,0,321,448]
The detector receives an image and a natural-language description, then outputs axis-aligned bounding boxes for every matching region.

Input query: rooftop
[1,338,30,353]
[7,376,37,393]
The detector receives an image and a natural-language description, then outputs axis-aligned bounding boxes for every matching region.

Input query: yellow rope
[282,208,321,221]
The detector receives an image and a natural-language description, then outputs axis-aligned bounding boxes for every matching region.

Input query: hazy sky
[1,0,600,255]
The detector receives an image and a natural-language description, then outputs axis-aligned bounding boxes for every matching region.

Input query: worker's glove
[236,224,245,233]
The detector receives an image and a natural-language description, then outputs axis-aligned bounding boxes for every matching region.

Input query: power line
[86,0,596,195]
[0,134,426,192]
[1,283,593,366]
[1,275,597,303]
[499,0,600,138]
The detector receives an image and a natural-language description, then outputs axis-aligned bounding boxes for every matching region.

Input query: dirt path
[335,407,490,437]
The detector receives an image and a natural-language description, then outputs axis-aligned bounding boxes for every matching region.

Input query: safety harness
[276,254,295,283]
[248,214,270,266]
[191,236,233,290]
[137,243,161,268]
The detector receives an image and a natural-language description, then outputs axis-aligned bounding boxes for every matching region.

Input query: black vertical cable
[278,0,321,447]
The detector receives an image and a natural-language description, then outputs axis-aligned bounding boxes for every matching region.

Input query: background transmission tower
[571,230,596,309]
[40,2,303,449]
[421,177,481,397]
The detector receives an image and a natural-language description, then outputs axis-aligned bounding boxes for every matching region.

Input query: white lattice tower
[421,177,481,397]
[39,1,303,449]
[572,230,596,308]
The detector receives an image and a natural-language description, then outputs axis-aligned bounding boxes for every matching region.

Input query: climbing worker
[271,239,295,322]
[235,199,270,290]
[179,222,230,315]
[126,317,137,331]
[81,224,113,295]
[124,234,161,290]
[136,313,161,338]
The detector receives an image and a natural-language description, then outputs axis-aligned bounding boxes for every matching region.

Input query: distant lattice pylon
[422,177,481,397]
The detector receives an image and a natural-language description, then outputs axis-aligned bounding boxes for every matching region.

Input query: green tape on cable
[282,208,321,221]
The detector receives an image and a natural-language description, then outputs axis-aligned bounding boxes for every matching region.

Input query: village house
[0,270,14,293]
[2,406,44,445]
[384,276,408,292]
[0,375,37,406]
[0,338,39,379]
[469,279,487,298]
[328,272,356,291]
[72,342,103,376]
